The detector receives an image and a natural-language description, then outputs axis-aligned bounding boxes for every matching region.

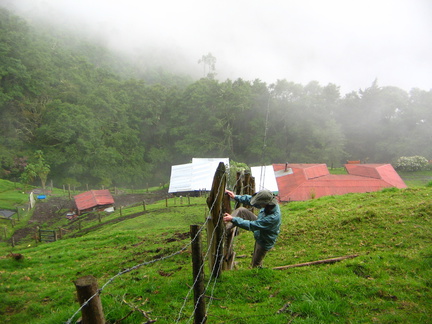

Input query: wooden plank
[273,254,359,270]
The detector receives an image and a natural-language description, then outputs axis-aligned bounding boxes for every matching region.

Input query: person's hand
[223,213,233,222]
[225,190,235,199]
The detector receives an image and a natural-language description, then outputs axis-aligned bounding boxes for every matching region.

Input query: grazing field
[0,177,431,323]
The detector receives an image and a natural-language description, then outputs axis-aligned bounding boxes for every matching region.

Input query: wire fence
[66,169,231,324]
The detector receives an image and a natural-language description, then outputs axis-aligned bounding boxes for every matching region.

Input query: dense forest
[1,7,431,188]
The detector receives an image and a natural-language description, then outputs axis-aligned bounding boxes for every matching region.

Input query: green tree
[21,150,50,189]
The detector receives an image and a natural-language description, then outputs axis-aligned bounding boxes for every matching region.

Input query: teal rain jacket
[231,194,282,251]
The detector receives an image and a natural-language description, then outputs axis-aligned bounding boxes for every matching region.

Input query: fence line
[176,174,228,322]
[67,170,230,324]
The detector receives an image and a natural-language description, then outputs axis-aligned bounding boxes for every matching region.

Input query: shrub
[395,156,429,172]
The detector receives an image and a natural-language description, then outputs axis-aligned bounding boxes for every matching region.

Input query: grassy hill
[0,178,431,323]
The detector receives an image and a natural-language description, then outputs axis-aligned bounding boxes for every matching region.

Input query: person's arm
[225,190,253,205]
[232,206,281,232]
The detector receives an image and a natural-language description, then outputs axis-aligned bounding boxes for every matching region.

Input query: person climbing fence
[223,189,282,268]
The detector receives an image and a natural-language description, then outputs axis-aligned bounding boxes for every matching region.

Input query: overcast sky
[3,0,432,94]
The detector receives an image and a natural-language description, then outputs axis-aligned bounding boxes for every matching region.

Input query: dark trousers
[231,207,268,268]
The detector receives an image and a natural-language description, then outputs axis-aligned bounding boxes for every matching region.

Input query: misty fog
[2,0,431,94]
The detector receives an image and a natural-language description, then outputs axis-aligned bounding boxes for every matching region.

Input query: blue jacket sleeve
[234,194,252,206]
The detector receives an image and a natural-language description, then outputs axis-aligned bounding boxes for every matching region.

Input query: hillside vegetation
[0,178,431,323]
[1,7,432,189]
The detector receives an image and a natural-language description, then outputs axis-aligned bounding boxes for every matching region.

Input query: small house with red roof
[257,163,406,202]
[74,189,115,215]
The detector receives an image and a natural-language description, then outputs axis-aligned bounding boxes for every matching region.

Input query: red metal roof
[74,190,114,212]
[274,163,407,202]
[345,164,407,188]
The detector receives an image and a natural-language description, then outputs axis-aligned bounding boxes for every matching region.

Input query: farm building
[250,165,280,193]
[0,209,15,219]
[168,158,229,195]
[73,189,115,215]
[252,163,407,202]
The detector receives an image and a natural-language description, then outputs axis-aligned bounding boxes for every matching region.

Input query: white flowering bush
[395,156,429,172]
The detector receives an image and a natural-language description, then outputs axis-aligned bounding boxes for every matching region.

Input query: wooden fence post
[74,275,105,324]
[206,162,227,278]
[190,225,206,323]
[222,194,235,270]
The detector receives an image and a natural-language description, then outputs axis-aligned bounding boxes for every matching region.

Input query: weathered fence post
[143,200,146,212]
[74,275,105,324]
[222,193,235,270]
[234,171,243,209]
[206,162,227,278]
[190,225,206,323]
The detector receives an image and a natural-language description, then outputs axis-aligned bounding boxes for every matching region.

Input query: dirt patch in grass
[11,189,169,244]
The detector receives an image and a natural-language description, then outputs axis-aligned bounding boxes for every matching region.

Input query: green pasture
[0,175,431,323]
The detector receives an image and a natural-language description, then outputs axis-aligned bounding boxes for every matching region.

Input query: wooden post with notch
[206,162,227,278]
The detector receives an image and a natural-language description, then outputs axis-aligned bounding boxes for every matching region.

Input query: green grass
[0,179,30,210]
[398,170,432,187]
[0,177,431,323]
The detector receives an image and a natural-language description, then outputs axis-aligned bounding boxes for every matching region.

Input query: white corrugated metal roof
[251,165,279,193]
[168,158,229,193]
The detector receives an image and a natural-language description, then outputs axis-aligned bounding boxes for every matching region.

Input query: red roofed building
[273,163,407,202]
[74,190,115,215]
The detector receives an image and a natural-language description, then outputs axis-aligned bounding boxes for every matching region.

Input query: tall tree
[21,150,50,189]
[198,52,217,79]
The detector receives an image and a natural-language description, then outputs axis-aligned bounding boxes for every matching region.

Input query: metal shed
[168,158,229,194]
[74,189,115,215]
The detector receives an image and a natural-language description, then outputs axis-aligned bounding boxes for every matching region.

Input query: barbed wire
[183,207,226,323]
[66,169,231,324]
[176,172,228,322]
[182,170,247,323]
